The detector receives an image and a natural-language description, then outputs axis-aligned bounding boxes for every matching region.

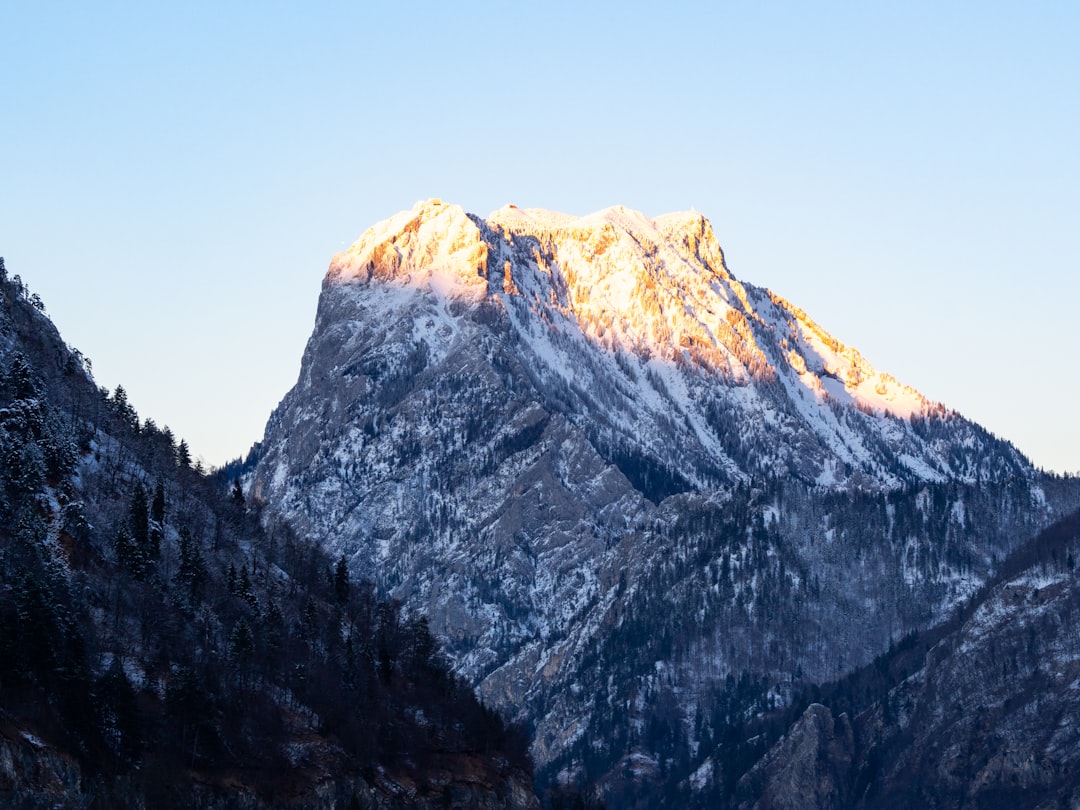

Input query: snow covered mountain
[251,199,1078,799]
[300,199,1015,493]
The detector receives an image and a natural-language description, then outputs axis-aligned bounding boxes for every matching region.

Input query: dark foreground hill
[0,260,537,808]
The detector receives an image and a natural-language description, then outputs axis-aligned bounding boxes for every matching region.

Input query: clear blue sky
[3,2,1077,473]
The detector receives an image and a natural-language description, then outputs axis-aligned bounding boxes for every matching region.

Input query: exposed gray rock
[739,703,854,810]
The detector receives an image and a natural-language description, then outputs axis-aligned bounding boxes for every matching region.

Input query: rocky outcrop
[738,704,855,810]
[0,727,83,809]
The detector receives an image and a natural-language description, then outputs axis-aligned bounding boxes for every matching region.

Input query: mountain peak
[321,200,942,435]
[326,198,489,299]
[485,202,714,247]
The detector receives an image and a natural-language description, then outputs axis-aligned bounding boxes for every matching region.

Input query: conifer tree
[230,617,253,661]
[111,385,138,429]
[161,426,176,458]
[9,353,41,401]
[115,525,142,579]
[176,528,207,604]
[151,479,166,524]
[238,565,258,609]
[177,439,191,468]
[150,479,166,559]
[334,555,350,605]
[129,484,151,567]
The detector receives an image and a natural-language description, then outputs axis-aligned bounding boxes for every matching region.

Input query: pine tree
[176,528,207,604]
[8,353,42,401]
[128,484,151,568]
[230,617,255,691]
[238,565,258,609]
[110,385,137,429]
[114,525,142,579]
[334,555,350,605]
[262,600,285,661]
[177,439,191,468]
[150,479,166,559]
[230,617,254,661]
[161,426,176,461]
[151,479,166,524]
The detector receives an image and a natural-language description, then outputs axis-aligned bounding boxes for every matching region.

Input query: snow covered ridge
[329,198,929,419]
[328,199,489,299]
[318,198,1016,490]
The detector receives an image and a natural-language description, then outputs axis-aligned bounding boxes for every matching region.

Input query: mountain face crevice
[251,200,1079,795]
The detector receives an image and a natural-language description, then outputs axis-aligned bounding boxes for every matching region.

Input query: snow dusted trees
[0,259,534,805]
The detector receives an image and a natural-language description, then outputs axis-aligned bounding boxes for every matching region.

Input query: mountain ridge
[308,198,1010,490]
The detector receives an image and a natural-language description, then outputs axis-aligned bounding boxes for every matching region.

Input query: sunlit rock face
[252,199,1073,787]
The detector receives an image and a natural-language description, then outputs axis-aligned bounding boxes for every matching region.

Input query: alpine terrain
[249,200,1080,805]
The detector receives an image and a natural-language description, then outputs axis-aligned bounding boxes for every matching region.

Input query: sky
[2,2,1077,473]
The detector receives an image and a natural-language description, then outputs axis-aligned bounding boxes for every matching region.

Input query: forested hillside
[0,259,536,809]
[735,508,1080,809]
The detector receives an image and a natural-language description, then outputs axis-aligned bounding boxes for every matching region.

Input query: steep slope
[0,261,536,809]
[738,509,1080,809]
[251,200,1078,796]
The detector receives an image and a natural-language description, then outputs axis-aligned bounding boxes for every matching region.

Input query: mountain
[0,261,537,808]
[249,200,1080,802]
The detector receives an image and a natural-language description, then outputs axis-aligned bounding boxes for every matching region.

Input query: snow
[488,204,577,231]
[327,199,488,302]
[324,199,952,495]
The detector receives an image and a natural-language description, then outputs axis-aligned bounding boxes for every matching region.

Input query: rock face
[251,200,1079,791]
[0,730,83,809]
[739,703,855,810]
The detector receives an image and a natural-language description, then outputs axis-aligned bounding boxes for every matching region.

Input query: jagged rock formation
[250,200,1080,798]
